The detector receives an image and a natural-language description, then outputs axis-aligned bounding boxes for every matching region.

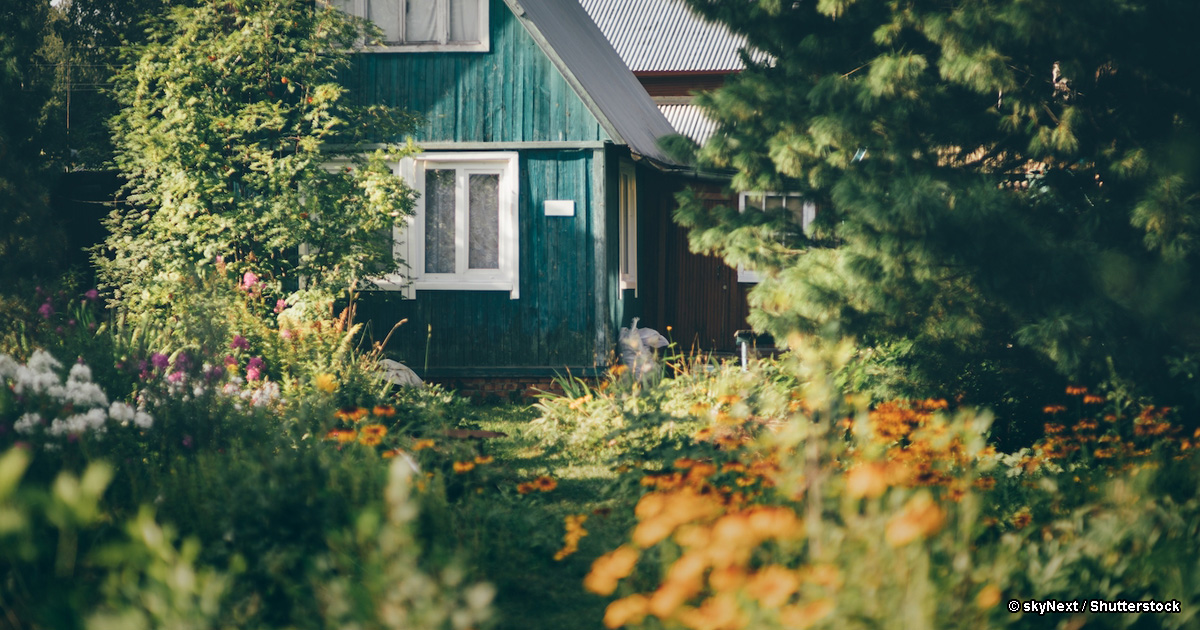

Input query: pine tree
[675,0,1200,415]
[98,0,418,318]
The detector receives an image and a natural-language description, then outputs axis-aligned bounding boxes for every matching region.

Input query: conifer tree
[676,0,1200,412]
[98,0,417,318]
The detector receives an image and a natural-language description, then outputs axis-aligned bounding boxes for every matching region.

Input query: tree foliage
[97,0,418,318]
[676,0,1200,412]
[0,0,66,281]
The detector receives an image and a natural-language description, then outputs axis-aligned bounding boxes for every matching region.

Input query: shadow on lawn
[444,404,631,630]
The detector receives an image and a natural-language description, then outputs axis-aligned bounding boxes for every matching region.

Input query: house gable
[344,0,610,146]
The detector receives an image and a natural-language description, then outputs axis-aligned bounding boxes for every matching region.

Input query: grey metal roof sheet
[658,103,716,144]
[504,0,680,165]
[578,0,755,73]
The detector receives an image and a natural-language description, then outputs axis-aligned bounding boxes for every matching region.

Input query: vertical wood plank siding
[344,0,608,144]
[345,0,611,373]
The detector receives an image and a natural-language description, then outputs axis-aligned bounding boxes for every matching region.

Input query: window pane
[367,0,402,42]
[424,169,456,274]
[468,173,500,270]
[405,0,439,42]
[332,0,360,17]
[450,0,480,42]
[765,194,786,211]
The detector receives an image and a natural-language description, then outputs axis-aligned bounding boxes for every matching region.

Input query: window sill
[358,41,489,53]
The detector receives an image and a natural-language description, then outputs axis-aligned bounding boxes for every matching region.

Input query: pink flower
[280,329,294,341]
[167,371,185,384]
[223,355,238,367]
[273,299,287,313]
[38,302,54,319]
[84,289,99,301]
[246,356,265,381]
[241,271,260,291]
[230,335,250,351]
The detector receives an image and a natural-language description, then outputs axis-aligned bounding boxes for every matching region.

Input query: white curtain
[468,174,500,270]
[450,0,480,43]
[367,0,402,42]
[405,0,439,42]
[424,169,456,274]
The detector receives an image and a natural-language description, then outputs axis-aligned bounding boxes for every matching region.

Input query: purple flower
[246,356,265,381]
[67,319,76,328]
[84,289,99,301]
[241,271,260,291]
[173,353,191,372]
[182,435,194,449]
[273,299,287,314]
[38,302,54,319]
[151,353,169,370]
[230,334,250,351]
[223,354,238,367]
[205,364,226,381]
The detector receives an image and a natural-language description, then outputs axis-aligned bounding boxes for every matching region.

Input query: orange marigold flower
[693,427,715,441]
[533,475,557,492]
[585,546,640,595]
[453,460,476,473]
[1082,394,1105,405]
[976,584,1002,609]
[474,454,494,465]
[1065,385,1088,395]
[360,424,387,438]
[517,482,536,495]
[778,599,834,629]
[325,429,357,443]
[845,462,889,499]
[372,404,395,417]
[1044,423,1066,434]
[1043,405,1067,414]
[1011,508,1033,529]
[358,433,383,447]
[603,595,648,629]
[413,439,435,451]
[381,449,403,459]
[885,492,946,547]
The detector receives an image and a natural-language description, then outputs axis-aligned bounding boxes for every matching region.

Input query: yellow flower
[976,584,1002,609]
[413,439,435,451]
[532,475,557,492]
[381,449,403,459]
[315,373,337,393]
[584,546,640,595]
[474,454,494,465]
[453,461,476,473]
[372,404,395,417]
[324,429,357,444]
[358,433,383,447]
[554,514,589,560]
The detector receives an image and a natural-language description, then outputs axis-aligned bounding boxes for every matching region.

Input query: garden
[5,0,1200,627]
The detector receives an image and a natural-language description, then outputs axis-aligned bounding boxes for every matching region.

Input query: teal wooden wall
[355,149,604,374]
[344,0,610,144]
[342,0,635,373]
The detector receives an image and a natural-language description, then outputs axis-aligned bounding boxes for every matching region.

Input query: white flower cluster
[1,350,153,438]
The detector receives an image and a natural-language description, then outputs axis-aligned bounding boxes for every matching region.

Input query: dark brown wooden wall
[639,176,751,353]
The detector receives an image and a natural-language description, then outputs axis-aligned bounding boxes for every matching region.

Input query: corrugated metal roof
[578,0,754,73]
[506,0,680,165]
[658,103,717,144]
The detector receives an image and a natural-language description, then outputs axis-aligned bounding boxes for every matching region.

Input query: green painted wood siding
[344,0,609,144]
[356,150,603,373]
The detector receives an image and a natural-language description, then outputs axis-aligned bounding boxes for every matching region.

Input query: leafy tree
[97,0,418,319]
[675,0,1200,419]
[0,0,66,282]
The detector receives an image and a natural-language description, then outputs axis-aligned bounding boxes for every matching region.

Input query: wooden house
[338,0,692,389]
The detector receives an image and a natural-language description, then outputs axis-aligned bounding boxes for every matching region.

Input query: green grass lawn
[448,404,632,630]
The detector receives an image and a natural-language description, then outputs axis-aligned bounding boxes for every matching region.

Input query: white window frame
[389,152,520,299]
[618,161,638,297]
[333,0,490,53]
[736,192,816,284]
